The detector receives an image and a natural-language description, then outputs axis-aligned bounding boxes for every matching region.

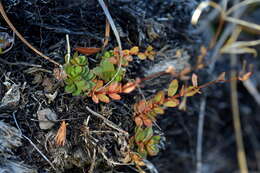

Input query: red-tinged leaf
[130,46,139,55]
[164,99,180,107]
[153,91,165,103]
[97,94,110,103]
[143,117,153,127]
[136,100,146,113]
[134,116,143,126]
[75,47,101,55]
[131,153,145,166]
[108,82,119,92]
[192,73,198,87]
[55,121,67,146]
[153,107,164,114]
[168,79,178,96]
[217,72,226,81]
[109,57,118,64]
[180,85,185,96]
[92,94,99,104]
[124,55,133,62]
[122,82,136,93]
[165,66,176,75]
[123,49,130,56]
[109,93,121,100]
[239,72,252,81]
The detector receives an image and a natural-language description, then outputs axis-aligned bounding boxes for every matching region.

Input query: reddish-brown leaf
[134,116,143,126]
[55,121,67,146]
[109,57,118,64]
[122,82,137,93]
[180,85,185,96]
[109,93,121,100]
[108,82,122,93]
[75,47,101,55]
[136,100,146,113]
[239,72,252,81]
[92,94,99,104]
[143,117,153,127]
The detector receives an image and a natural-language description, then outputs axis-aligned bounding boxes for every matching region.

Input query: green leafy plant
[130,72,252,159]
[63,53,95,96]
[130,127,160,158]
[63,47,141,100]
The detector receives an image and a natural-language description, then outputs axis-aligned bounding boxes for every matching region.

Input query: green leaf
[76,80,86,89]
[153,107,164,114]
[64,65,73,76]
[168,79,178,96]
[151,135,161,143]
[101,59,115,72]
[73,51,79,59]
[153,91,165,103]
[135,128,145,143]
[103,51,112,58]
[185,86,200,97]
[163,99,180,107]
[93,67,102,77]
[65,84,76,93]
[74,66,83,75]
[142,127,153,142]
[72,89,81,96]
[81,66,89,76]
[64,78,73,85]
[137,145,147,158]
[83,71,95,81]
[76,56,88,65]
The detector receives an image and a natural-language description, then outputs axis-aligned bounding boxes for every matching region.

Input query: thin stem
[0,2,61,67]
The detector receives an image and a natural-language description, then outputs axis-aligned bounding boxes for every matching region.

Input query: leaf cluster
[89,80,138,103]
[64,53,95,96]
[130,127,160,158]
[63,49,139,102]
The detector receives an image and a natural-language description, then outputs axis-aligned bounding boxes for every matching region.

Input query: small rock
[0,84,20,110]
[0,121,22,154]
[37,108,57,130]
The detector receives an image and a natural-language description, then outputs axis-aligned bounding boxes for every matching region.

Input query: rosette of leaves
[130,127,161,158]
[93,50,125,82]
[64,53,95,96]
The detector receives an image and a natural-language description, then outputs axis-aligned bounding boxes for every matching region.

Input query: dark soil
[1,0,260,173]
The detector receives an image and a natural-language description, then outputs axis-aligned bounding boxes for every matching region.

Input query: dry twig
[85,106,128,136]
[0,2,61,67]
